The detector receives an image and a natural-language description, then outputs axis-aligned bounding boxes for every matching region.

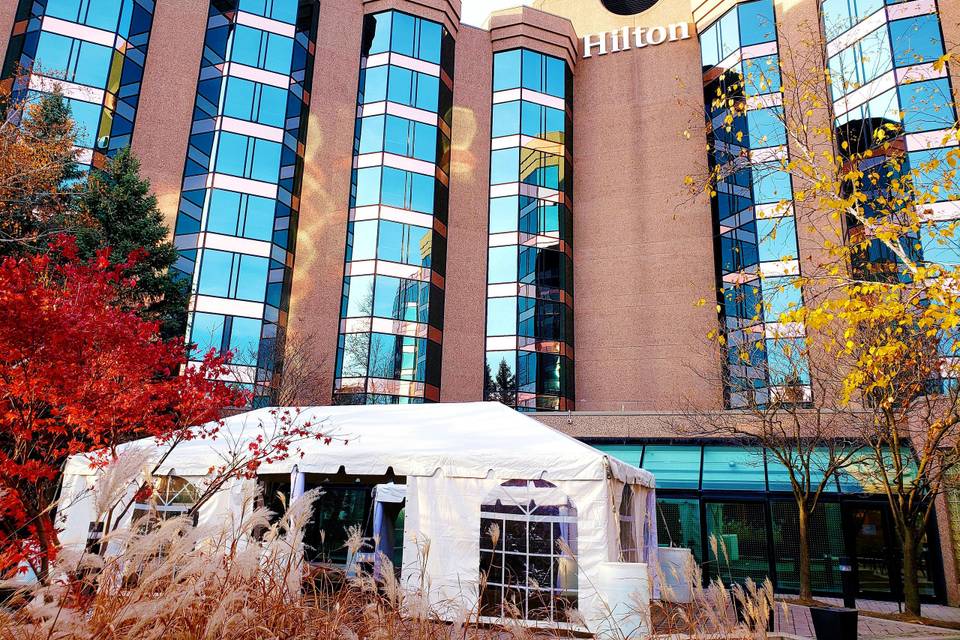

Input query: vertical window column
[3,0,156,171]
[700,0,811,408]
[484,49,575,412]
[333,10,455,405]
[174,0,318,406]
[823,0,960,279]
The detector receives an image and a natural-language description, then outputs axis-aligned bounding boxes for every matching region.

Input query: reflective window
[493,49,521,92]
[46,0,126,32]
[34,32,113,89]
[388,11,442,64]
[215,132,281,182]
[490,148,519,184]
[889,14,944,68]
[492,101,521,138]
[346,219,378,262]
[64,98,102,148]
[223,77,287,128]
[821,0,883,39]
[520,49,566,98]
[756,217,798,262]
[702,447,767,491]
[766,337,811,384]
[489,197,519,233]
[229,317,262,365]
[377,220,432,267]
[354,167,382,207]
[386,66,440,112]
[360,66,388,103]
[828,27,892,99]
[738,0,777,47]
[899,78,955,133]
[766,448,840,492]
[486,297,517,336]
[383,115,437,161]
[488,246,518,283]
[197,249,269,302]
[190,312,225,357]
[338,9,450,403]
[172,0,315,408]
[373,275,430,322]
[239,0,299,23]
[367,11,392,56]
[752,165,793,204]
[206,190,275,241]
[642,445,701,489]
[909,149,960,202]
[747,107,786,148]
[921,221,960,267]
[486,48,573,411]
[594,444,643,468]
[761,276,803,321]
[744,55,782,95]
[232,25,293,74]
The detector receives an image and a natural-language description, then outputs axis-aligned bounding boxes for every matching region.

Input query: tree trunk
[901,529,922,617]
[798,506,812,601]
[34,513,52,584]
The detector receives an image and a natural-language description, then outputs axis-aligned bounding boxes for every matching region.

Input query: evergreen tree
[0,91,81,252]
[488,358,516,407]
[495,359,516,406]
[484,361,495,400]
[76,147,188,339]
[22,91,81,186]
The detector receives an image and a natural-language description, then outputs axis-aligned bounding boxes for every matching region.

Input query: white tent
[59,402,657,635]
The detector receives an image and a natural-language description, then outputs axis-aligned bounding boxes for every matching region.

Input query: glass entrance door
[847,505,896,598]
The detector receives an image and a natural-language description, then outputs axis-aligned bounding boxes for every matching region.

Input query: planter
[809,606,858,640]
[657,547,694,603]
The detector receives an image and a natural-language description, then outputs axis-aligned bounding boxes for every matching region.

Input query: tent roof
[64,402,654,486]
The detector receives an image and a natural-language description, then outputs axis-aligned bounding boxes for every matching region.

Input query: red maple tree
[0,238,243,580]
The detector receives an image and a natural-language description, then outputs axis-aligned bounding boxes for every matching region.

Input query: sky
[460,0,535,27]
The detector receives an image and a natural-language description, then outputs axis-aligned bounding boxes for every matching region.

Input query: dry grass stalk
[0,456,784,640]
[651,536,785,639]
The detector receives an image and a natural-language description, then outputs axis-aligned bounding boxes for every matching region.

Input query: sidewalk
[815,597,960,625]
[775,598,960,639]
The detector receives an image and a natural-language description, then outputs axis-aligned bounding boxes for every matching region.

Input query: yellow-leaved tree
[687,7,960,615]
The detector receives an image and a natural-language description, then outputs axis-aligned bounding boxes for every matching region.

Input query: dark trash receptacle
[810,606,858,640]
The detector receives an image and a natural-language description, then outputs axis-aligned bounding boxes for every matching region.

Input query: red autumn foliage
[0,237,244,580]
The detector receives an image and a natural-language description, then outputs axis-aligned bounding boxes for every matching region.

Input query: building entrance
[843,502,938,602]
[595,442,946,602]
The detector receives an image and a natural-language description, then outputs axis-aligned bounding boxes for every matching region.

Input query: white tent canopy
[63,401,655,486]
[59,402,657,636]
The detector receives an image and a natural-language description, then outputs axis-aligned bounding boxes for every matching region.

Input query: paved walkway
[814,597,960,624]
[773,598,960,639]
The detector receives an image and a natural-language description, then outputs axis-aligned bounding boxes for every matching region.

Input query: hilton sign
[583,22,692,57]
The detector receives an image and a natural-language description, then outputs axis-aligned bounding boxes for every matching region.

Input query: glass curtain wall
[174,0,318,405]
[597,442,942,600]
[484,49,574,412]
[822,0,960,291]
[699,0,811,409]
[3,0,156,172]
[333,10,454,404]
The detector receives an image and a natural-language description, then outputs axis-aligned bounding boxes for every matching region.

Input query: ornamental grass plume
[0,458,783,639]
[0,485,552,640]
[648,535,783,640]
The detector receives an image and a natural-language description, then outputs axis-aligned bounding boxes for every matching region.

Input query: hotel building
[3,0,960,605]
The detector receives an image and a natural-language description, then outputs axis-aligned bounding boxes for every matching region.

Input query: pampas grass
[0,455,785,639]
